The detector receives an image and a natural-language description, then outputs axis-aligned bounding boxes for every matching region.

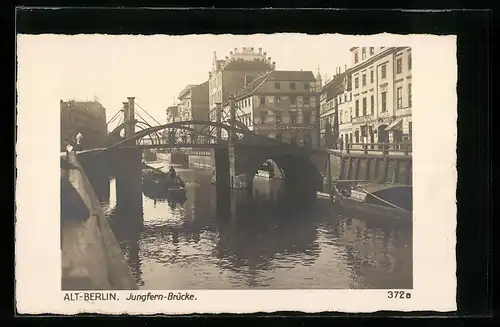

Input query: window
[290,82,296,90]
[355,100,359,117]
[362,74,366,86]
[274,82,281,89]
[303,112,311,124]
[362,97,367,116]
[408,52,412,70]
[381,65,387,79]
[304,97,310,105]
[354,52,359,63]
[362,48,366,60]
[408,84,412,107]
[290,96,297,105]
[260,97,266,105]
[290,112,297,124]
[381,91,387,112]
[275,96,281,104]
[344,94,347,102]
[355,77,359,88]
[361,126,367,138]
[260,111,267,124]
[397,87,403,108]
[370,70,374,83]
[370,95,374,114]
[340,111,343,123]
[275,111,282,124]
[304,83,310,90]
[396,57,403,74]
[409,122,412,139]
[370,47,374,55]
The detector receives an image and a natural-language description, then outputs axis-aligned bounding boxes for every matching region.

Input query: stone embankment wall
[328,151,412,185]
[60,152,137,290]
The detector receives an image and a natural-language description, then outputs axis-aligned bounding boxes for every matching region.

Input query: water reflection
[103,165,412,290]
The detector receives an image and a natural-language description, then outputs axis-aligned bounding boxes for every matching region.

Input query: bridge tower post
[126,97,136,139]
[215,102,222,141]
[228,95,237,188]
[114,96,143,216]
[210,102,227,185]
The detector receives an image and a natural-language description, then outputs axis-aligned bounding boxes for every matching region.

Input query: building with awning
[385,118,402,131]
[348,46,412,147]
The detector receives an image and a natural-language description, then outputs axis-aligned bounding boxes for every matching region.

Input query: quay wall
[61,152,137,290]
[188,154,212,169]
[322,150,413,191]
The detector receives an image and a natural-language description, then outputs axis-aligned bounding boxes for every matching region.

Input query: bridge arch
[239,150,324,193]
[104,120,252,152]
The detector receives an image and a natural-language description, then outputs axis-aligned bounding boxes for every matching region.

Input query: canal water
[99,160,412,290]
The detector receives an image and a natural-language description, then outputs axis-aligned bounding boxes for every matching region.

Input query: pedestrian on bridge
[76,131,83,150]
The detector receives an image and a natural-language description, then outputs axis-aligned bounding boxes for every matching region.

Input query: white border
[15,33,457,314]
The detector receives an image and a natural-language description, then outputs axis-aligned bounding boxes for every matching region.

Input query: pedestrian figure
[65,138,75,158]
[76,132,83,150]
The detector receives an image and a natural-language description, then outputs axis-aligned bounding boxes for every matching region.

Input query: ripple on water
[105,168,413,290]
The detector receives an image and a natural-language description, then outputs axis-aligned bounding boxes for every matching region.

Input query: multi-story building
[208,47,275,122]
[60,99,107,151]
[319,66,352,147]
[231,70,320,147]
[349,46,412,147]
[165,105,180,123]
[177,81,210,143]
[177,81,209,123]
[337,70,354,146]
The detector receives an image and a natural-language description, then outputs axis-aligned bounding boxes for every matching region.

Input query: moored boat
[332,181,412,221]
[142,164,186,194]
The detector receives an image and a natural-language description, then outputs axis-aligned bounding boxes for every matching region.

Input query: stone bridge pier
[211,144,325,194]
[78,147,143,216]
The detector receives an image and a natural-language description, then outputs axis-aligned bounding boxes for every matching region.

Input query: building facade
[177,81,210,122]
[60,99,107,151]
[208,47,275,123]
[319,67,352,147]
[233,70,320,148]
[165,105,181,123]
[349,46,412,148]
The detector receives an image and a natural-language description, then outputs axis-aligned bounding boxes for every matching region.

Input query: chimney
[258,47,262,54]
[230,51,233,55]
[234,47,237,53]
[272,61,276,69]
[263,52,267,57]
[345,64,347,71]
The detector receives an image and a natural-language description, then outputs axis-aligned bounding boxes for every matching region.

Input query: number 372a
[388,291,412,299]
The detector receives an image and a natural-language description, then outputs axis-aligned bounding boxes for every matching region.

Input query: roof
[166,105,179,114]
[321,71,349,99]
[233,70,316,100]
[267,70,315,81]
[178,85,198,100]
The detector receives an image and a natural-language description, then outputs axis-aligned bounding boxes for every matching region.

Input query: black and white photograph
[16,32,457,314]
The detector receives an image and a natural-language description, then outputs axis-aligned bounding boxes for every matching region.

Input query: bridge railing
[337,142,412,155]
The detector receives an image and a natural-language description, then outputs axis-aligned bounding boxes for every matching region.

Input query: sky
[17,34,352,130]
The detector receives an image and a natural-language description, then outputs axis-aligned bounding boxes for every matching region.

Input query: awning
[385,118,403,131]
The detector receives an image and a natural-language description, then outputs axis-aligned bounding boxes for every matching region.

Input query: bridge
[63,96,329,214]
[63,96,414,209]
[60,96,413,290]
